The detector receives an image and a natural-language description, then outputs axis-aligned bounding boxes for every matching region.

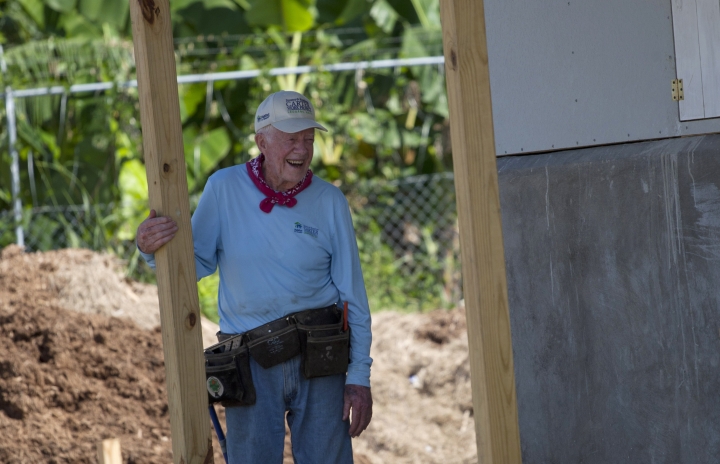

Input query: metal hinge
[672,79,684,101]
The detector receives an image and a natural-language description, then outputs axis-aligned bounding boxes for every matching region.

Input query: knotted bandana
[246,154,313,213]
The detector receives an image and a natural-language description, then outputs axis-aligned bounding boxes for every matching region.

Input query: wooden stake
[129,0,213,463]
[440,1,522,462]
[97,438,122,464]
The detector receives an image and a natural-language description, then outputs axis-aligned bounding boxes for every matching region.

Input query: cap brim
[272,119,328,133]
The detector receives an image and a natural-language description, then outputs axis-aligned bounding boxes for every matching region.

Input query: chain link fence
[348,173,462,310]
[2,204,113,251]
[0,173,462,311]
[0,203,149,278]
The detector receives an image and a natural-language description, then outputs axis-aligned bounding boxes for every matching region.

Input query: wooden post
[440,1,522,462]
[97,438,122,464]
[129,1,213,463]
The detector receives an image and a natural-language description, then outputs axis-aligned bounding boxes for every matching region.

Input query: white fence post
[5,87,24,247]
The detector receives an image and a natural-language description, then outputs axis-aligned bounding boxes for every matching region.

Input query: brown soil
[356,311,476,463]
[0,245,476,463]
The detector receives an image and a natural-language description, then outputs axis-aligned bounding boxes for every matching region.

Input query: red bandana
[246,154,313,213]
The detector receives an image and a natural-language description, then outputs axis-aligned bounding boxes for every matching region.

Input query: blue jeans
[224,354,353,464]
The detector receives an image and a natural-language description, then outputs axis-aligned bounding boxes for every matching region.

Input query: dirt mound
[357,311,476,463]
[0,245,229,463]
[22,246,220,345]
[0,310,172,463]
[0,245,175,463]
[0,245,476,463]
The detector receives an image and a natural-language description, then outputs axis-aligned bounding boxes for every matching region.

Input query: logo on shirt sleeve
[293,222,318,238]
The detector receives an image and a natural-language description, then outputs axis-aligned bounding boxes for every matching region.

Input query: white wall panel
[671,0,705,120]
[483,0,720,155]
[696,0,720,118]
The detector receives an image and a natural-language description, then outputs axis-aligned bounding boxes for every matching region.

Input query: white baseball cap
[254,90,328,133]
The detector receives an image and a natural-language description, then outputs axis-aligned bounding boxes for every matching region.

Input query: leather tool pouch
[246,317,301,369]
[295,305,350,379]
[204,334,256,407]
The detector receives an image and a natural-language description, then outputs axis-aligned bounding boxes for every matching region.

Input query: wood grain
[128,0,213,462]
[97,438,122,464]
[439,0,522,462]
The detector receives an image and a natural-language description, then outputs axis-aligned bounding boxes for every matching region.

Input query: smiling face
[255,125,315,192]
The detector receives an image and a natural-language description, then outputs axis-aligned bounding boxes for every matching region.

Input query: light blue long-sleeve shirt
[139,164,372,387]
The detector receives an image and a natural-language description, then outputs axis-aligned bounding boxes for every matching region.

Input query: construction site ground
[0,245,477,463]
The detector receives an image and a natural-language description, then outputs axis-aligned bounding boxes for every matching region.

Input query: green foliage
[198,270,221,322]
[246,0,314,32]
[369,0,399,34]
[354,215,412,311]
[17,0,45,28]
[0,0,457,312]
[117,158,148,241]
[77,0,128,30]
[183,126,231,191]
[349,177,459,312]
[174,1,248,37]
[316,0,370,26]
[3,37,135,88]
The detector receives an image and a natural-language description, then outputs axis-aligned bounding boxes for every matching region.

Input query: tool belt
[204,304,349,407]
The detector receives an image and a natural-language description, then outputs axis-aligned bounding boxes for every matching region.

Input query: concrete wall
[498,134,720,463]
[484,0,720,155]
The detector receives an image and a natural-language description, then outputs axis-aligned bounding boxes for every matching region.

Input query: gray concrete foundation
[497,134,720,463]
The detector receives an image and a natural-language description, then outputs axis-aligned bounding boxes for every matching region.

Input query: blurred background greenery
[0,0,462,319]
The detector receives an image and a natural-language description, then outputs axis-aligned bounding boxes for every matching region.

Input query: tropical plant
[0,0,457,314]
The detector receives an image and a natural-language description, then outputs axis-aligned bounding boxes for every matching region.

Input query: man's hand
[136,210,178,254]
[342,384,372,437]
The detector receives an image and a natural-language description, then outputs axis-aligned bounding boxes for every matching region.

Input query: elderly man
[136,90,373,464]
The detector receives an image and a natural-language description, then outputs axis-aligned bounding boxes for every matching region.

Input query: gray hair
[256,124,278,141]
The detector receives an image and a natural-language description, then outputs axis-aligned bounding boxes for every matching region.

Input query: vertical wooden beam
[129,1,213,463]
[440,1,522,463]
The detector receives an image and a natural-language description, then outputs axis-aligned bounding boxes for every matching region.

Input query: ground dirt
[0,245,477,463]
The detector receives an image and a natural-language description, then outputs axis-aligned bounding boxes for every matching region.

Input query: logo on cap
[257,113,270,122]
[286,98,312,114]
